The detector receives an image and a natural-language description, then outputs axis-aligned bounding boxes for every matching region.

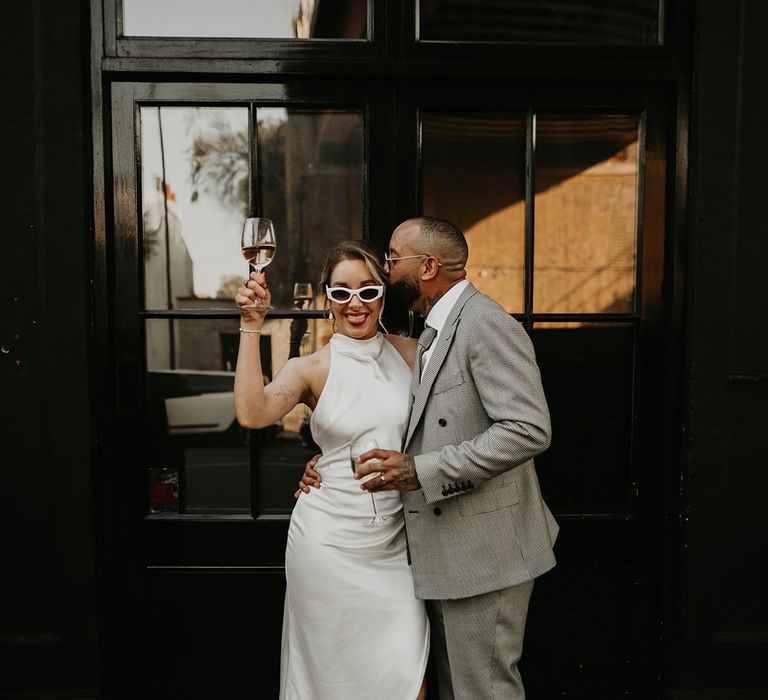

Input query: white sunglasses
[325,285,384,304]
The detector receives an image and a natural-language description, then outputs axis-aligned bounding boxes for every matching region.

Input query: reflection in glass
[141,106,249,311]
[140,106,364,312]
[422,113,526,313]
[145,317,334,516]
[145,318,247,515]
[257,108,364,310]
[419,0,660,44]
[124,0,367,39]
[534,115,639,314]
[532,323,634,514]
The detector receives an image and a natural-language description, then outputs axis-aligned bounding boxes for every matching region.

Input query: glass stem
[369,493,379,517]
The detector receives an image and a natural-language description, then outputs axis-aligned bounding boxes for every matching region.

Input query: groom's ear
[420,256,441,281]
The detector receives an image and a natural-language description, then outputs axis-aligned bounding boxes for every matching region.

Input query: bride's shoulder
[384,334,417,369]
[306,342,331,365]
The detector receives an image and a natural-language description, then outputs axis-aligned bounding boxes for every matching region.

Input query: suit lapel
[405,283,478,447]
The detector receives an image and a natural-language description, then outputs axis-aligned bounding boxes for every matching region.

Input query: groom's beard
[387,271,421,314]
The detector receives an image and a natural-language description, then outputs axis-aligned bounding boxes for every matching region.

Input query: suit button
[438,418,447,427]
[433,507,441,516]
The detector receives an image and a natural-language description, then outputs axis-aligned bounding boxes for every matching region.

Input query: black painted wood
[669,0,768,695]
[0,0,99,695]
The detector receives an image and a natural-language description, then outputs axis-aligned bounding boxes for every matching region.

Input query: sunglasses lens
[359,287,381,302]
[329,290,352,303]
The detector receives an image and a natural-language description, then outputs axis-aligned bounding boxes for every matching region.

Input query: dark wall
[0,1,99,697]
[670,1,768,697]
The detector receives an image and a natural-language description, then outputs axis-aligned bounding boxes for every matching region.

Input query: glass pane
[123,0,368,39]
[257,108,365,310]
[419,0,660,44]
[532,323,634,513]
[140,106,365,311]
[145,316,334,515]
[422,113,526,313]
[534,115,639,314]
[146,318,246,515]
[141,106,250,310]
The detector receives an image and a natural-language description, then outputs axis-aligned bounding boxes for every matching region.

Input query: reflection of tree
[217,274,244,301]
[189,116,250,217]
[189,113,292,304]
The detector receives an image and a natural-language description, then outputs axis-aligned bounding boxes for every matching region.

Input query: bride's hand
[236,271,271,322]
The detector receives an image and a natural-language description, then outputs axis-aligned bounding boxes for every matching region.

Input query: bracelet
[239,327,262,334]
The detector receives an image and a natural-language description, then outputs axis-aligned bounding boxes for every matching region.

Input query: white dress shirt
[420,279,470,380]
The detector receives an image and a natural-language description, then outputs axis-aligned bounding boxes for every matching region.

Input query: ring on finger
[380,473,386,484]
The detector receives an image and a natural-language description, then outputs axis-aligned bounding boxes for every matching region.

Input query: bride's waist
[312,456,397,495]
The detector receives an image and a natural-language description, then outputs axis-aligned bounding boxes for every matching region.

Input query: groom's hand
[294,453,322,498]
[355,449,420,492]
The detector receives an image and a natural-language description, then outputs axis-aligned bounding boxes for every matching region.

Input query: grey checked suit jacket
[403,283,558,600]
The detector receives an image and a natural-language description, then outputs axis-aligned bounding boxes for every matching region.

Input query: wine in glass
[241,217,276,309]
[349,440,389,527]
[292,282,314,310]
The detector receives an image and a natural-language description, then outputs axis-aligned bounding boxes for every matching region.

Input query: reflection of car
[147,369,280,443]
[147,369,284,515]
[148,369,318,515]
[165,391,237,435]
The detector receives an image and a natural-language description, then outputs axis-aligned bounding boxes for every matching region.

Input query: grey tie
[408,323,438,422]
[417,324,437,381]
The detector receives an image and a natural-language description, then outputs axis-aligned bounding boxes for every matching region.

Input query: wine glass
[292,282,314,310]
[349,440,389,527]
[241,217,276,309]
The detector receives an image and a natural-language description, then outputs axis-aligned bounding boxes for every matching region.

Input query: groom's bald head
[409,217,467,272]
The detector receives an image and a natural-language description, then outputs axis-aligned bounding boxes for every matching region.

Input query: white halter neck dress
[280,333,429,699]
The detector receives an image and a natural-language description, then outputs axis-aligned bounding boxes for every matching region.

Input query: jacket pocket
[433,371,464,395]
[457,483,519,516]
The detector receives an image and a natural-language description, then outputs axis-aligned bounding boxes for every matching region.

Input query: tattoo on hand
[394,454,419,488]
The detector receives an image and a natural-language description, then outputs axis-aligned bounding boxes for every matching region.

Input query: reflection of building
[423,116,638,317]
[143,177,195,370]
[143,177,194,309]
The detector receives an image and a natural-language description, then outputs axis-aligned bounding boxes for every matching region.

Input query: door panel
[109,82,385,697]
[109,80,668,697]
[414,86,665,697]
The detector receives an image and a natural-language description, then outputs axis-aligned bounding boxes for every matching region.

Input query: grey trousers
[426,580,534,700]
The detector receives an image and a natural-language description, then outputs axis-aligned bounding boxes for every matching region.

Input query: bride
[234,241,429,700]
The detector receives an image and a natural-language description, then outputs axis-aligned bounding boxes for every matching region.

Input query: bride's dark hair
[319,240,388,331]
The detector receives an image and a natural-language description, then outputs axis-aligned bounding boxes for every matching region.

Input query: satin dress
[280,333,429,699]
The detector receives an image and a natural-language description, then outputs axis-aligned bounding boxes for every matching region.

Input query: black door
[106,77,672,697]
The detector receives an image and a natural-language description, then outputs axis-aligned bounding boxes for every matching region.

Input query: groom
[355,217,558,699]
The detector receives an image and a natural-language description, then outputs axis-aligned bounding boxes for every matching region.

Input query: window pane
[419,0,660,44]
[140,106,365,311]
[145,315,334,516]
[258,108,365,310]
[145,318,246,515]
[422,113,526,313]
[532,323,635,514]
[534,115,639,314]
[123,0,368,39]
[141,106,250,311]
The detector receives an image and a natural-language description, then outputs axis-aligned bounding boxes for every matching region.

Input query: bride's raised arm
[234,271,312,430]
